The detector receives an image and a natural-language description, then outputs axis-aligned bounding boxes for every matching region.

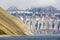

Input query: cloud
[29,0,56,7]
[0,0,57,9]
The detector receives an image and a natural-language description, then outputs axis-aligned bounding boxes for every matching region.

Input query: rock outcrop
[0,7,32,36]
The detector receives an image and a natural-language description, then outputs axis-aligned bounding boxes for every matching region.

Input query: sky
[0,0,60,10]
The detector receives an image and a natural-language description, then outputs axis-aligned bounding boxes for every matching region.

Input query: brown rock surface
[0,7,32,36]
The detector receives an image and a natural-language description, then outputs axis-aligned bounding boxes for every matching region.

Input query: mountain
[7,6,60,20]
[27,6,58,13]
[7,6,60,35]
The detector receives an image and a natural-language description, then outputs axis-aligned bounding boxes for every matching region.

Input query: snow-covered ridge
[7,6,60,35]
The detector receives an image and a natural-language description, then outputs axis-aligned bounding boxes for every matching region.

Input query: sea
[0,36,60,40]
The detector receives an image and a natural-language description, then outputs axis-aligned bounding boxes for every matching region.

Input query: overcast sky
[0,0,60,10]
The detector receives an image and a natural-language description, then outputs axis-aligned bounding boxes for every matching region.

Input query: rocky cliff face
[0,7,32,36]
